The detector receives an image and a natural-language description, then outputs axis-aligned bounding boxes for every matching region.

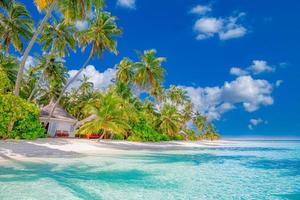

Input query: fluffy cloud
[181,76,274,121]
[75,20,89,31]
[194,17,223,40]
[230,67,248,76]
[230,60,275,76]
[249,60,275,74]
[68,65,116,91]
[192,8,247,41]
[117,0,136,9]
[190,5,212,15]
[248,118,266,130]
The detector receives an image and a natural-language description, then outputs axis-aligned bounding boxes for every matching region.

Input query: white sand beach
[0,139,241,163]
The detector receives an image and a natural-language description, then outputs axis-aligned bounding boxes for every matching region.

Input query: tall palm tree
[28,19,76,100]
[134,49,166,91]
[116,57,134,85]
[0,3,33,52]
[14,0,104,96]
[79,92,131,139]
[48,11,121,118]
[156,104,182,137]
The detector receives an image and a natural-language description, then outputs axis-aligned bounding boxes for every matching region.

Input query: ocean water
[0,141,299,200]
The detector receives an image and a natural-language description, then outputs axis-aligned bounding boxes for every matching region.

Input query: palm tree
[116,57,134,85]
[150,84,166,104]
[28,19,76,100]
[156,104,182,137]
[203,123,220,140]
[14,0,104,96]
[78,92,131,139]
[193,112,207,135]
[0,3,33,52]
[40,19,76,57]
[31,55,68,102]
[48,11,121,118]
[0,0,13,9]
[134,49,166,91]
[167,85,189,106]
[182,100,193,123]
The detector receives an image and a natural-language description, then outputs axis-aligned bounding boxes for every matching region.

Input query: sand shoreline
[0,138,244,163]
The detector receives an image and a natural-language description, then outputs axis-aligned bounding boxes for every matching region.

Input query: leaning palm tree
[14,0,104,96]
[78,92,131,139]
[134,49,166,92]
[0,3,33,52]
[156,104,182,137]
[48,11,121,118]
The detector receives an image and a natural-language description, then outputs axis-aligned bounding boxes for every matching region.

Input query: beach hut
[40,101,77,138]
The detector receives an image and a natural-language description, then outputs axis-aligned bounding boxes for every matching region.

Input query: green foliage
[170,134,185,141]
[0,94,45,139]
[128,119,169,142]
[0,68,11,93]
[185,129,198,141]
[112,133,125,140]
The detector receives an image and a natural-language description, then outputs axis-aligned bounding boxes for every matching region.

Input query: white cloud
[117,0,136,9]
[75,20,89,31]
[275,80,283,87]
[248,118,266,130]
[219,26,247,40]
[249,60,275,74]
[190,5,212,15]
[230,67,248,76]
[68,65,116,91]
[193,12,247,40]
[230,60,275,76]
[181,76,274,121]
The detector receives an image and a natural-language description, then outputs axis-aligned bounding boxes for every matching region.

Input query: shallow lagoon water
[0,141,299,200]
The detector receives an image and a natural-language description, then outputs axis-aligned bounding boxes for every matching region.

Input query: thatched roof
[40,101,77,122]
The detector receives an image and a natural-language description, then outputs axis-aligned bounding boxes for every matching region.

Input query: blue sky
[19,0,300,138]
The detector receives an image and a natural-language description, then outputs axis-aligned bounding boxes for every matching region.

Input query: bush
[0,94,45,140]
[112,133,125,140]
[128,120,169,142]
[170,134,185,141]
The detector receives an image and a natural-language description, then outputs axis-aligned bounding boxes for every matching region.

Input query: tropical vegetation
[0,0,220,141]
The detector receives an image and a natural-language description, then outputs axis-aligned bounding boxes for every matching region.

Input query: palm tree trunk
[14,1,56,96]
[28,57,51,101]
[99,130,106,141]
[47,52,93,120]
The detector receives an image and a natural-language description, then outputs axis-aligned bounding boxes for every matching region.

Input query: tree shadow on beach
[0,139,79,158]
[0,157,170,200]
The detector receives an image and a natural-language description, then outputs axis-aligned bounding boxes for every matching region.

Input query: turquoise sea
[0,140,299,200]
